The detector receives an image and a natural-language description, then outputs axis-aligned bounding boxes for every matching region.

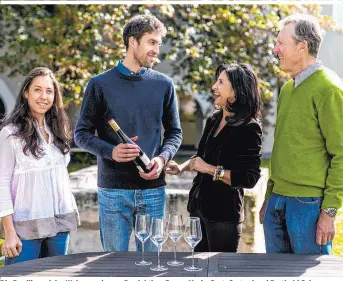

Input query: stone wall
[68,166,268,254]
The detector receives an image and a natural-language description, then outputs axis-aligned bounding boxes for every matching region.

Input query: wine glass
[134,214,152,265]
[167,214,184,266]
[183,217,202,272]
[149,217,168,271]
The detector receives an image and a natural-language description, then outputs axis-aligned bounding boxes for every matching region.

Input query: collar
[117,60,147,77]
[294,61,323,88]
[33,117,53,144]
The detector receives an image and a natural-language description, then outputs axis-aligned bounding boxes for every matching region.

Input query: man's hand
[316,210,336,246]
[189,157,210,174]
[112,136,140,162]
[259,200,269,224]
[139,156,165,180]
[1,231,22,258]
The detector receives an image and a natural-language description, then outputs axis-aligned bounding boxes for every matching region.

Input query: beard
[133,50,155,68]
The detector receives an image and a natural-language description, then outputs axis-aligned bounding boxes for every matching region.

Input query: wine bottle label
[108,119,120,132]
[140,153,150,166]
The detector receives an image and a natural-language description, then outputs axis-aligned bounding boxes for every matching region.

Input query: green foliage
[0,5,129,106]
[157,5,284,100]
[333,211,343,257]
[72,151,96,165]
[0,4,337,111]
[0,238,4,268]
[67,163,92,173]
[68,151,96,172]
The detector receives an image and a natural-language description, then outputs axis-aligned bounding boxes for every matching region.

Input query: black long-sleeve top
[188,111,262,223]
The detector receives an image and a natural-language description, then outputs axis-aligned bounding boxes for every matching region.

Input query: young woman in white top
[0,67,79,265]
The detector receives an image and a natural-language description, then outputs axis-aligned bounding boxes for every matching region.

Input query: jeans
[5,232,70,265]
[190,208,242,252]
[263,193,332,254]
[98,186,165,252]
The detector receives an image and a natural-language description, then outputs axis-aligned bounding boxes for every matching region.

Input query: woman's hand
[1,231,22,258]
[165,160,182,175]
[189,157,210,174]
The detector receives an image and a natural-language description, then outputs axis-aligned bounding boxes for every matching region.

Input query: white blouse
[0,122,79,239]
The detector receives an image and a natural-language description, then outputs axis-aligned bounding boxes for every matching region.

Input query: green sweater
[265,68,343,209]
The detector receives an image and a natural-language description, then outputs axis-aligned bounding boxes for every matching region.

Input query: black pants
[190,208,242,252]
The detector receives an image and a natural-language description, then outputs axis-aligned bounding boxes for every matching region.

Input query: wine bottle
[108,119,151,173]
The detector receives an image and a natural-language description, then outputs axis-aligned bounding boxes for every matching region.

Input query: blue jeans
[263,193,332,254]
[98,186,165,252]
[5,232,70,265]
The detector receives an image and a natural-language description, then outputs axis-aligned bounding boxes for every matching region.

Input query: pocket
[294,197,322,205]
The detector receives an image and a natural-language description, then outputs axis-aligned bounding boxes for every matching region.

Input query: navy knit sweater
[74,67,182,189]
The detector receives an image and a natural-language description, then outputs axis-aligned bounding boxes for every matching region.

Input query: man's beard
[134,51,154,68]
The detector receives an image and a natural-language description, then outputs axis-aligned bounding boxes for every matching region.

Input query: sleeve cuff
[321,197,342,210]
[159,152,170,165]
[0,209,14,218]
[103,145,115,161]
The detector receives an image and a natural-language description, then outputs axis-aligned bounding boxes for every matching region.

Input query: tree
[146,4,339,120]
[0,5,130,105]
[0,4,339,112]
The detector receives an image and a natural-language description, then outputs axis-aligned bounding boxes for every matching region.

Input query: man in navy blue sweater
[74,15,182,253]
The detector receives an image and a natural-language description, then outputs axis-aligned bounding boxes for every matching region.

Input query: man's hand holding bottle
[112,136,140,163]
[112,137,164,180]
[139,156,165,180]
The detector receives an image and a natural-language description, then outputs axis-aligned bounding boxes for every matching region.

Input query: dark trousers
[190,208,242,252]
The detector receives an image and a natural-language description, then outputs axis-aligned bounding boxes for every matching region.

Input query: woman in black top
[166,63,262,252]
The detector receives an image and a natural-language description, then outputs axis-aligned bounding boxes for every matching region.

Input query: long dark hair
[215,63,262,125]
[0,67,71,158]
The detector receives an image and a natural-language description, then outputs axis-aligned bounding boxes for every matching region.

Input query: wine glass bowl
[149,217,168,272]
[134,214,152,266]
[167,214,184,266]
[184,217,202,272]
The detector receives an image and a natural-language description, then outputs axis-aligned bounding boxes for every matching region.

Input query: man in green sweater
[259,14,343,254]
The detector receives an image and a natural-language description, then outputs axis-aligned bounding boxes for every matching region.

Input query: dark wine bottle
[108,119,151,173]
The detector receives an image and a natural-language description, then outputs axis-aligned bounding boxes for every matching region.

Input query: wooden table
[1,252,343,277]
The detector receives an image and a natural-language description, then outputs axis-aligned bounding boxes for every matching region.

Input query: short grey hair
[278,14,323,57]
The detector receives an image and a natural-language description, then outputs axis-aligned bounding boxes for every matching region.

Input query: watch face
[324,208,337,217]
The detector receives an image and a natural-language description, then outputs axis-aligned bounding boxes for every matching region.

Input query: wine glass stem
[192,247,195,268]
[142,241,145,262]
[174,243,177,261]
[157,247,161,268]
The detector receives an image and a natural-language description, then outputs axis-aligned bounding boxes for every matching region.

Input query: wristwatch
[322,208,337,218]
